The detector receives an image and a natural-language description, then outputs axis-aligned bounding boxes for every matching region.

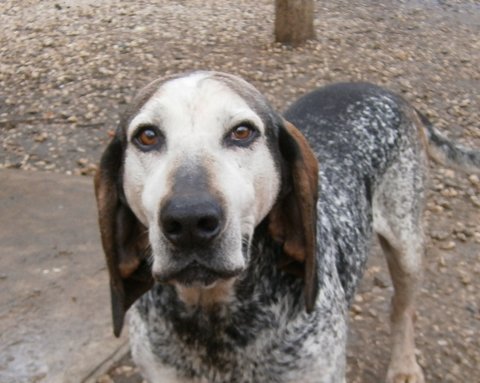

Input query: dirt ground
[1,0,479,382]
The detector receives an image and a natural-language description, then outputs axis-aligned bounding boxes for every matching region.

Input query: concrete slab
[0,170,128,383]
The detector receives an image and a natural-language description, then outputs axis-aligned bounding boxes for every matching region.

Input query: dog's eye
[138,128,158,146]
[232,126,253,140]
[133,126,163,151]
[227,124,258,146]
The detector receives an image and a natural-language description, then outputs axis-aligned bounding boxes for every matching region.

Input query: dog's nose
[160,194,224,247]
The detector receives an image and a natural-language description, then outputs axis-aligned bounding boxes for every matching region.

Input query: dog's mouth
[155,262,242,287]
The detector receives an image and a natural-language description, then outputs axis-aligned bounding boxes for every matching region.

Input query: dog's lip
[154,262,242,286]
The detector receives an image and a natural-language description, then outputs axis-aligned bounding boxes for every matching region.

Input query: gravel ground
[1,0,479,382]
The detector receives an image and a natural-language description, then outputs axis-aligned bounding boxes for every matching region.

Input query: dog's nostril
[164,219,182,236]
[197,216,220,234]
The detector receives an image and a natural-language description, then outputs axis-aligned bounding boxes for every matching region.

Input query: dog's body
[95,72,479,383]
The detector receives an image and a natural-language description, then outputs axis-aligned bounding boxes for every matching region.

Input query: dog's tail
[416,110,480,173]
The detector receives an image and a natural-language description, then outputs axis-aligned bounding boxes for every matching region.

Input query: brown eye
[228,124,258,147]
[138,129,158,145]
[134,126,163,151]
[231,125,253,141]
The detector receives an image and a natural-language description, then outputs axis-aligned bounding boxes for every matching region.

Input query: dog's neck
[131,228,308,372]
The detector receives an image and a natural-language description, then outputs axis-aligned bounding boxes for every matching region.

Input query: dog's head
[94,72,318,336]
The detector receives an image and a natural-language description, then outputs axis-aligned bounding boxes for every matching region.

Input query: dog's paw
[386,358,425,383]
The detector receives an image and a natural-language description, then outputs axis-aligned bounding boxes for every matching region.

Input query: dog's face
[123,72,281,286]
[95,71,319,336]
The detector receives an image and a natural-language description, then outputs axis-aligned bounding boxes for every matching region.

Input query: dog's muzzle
[154,192,242,286]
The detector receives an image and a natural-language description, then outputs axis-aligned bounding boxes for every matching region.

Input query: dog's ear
[268,120,319,313]
[94,133,154,337]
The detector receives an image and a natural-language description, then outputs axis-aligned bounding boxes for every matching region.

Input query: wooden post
[274,0,315,46]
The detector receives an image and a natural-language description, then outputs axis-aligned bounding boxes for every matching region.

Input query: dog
[94,71,479,383]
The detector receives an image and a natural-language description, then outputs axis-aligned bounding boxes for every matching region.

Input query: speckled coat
[127,83,424,383]
[95,74,478,383]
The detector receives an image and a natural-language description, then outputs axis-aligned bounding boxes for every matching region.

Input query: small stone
[440,241,456,250]
[114,365,134,374]
[444,169,455,178]
[353,314,363,321]
[468,174,479,186]
[440,188,458,198]
[474,232,480,241]
[438,339,448,347]
[34,132,48,142]
[43,38,55,47]
[459,273,472,285]
[351,304,362,315]
[438,255,447,267]
[437,199,452,209]
[430,229,451,241]
[98,67,114,76]
[373,276,389,288]
[394,50,410,61]
[354,294,364,303]
[455,232,467,242]
[433,205,444,213]
[470,195,480,208]
[80,163,97,176]
[96,375,113,383]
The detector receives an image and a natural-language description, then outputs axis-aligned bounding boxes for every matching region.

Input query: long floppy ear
[94,134,154,337]
[268,120,319,313]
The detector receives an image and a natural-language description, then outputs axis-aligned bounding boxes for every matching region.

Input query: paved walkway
[0,169,128,383]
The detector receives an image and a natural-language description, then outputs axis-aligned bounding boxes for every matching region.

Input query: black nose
[160,194,224,247]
